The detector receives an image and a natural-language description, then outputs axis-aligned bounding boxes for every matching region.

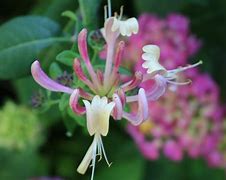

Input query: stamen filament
[167,79,192,86]
[107,0,112,17]
[104,5,107,20]
[91,138,97,180]
[167,61,203,74]
[98,134,112,167]
[119,6,124,20]
[126,95,138,103]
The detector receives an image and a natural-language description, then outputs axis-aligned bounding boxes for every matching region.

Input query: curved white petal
[111,17,139,37]
[83,96,115,136]
[142,61,166,76]
[142,45,160,60]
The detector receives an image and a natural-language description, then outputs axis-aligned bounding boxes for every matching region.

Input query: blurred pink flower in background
[125,13,226,168]
[124,13,201,70]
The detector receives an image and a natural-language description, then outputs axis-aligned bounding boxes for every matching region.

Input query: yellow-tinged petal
[142,45,160,60]
[83,96,115,136]
[111,17,138,36]
[77,140,95,174]
[142,44,166,76]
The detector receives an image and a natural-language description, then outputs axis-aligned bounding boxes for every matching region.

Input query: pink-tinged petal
[104,17,120,44]
[121,71,143,92]
[138,88,149,120]
[78,29,100,88]
[112,41,125,75]
[78,29,90,64]
[69,89,86,115]
[116,88,126,107]
[145,74,167,101]
[78,88,94,100]
[96,70,104,85]
[123,88,148,125]
[73,58,95,91]
[31,60,73,94]
[103,18,119,86]
[112,93,123,120]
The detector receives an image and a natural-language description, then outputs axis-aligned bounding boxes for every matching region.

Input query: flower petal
[77,139,95,174]
[84,96,115,136]
[31,60,73,94]
[123,88,148,126]
[146,75,167,101]
[69,89,86,115]
[112,93,123,120]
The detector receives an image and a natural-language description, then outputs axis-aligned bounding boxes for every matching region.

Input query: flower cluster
[31,2,202,180]
[0,101,43,151]
[125,13,226,168]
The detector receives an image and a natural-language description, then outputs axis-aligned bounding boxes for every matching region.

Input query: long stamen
[97,142,102,162]
[119,6,124,20]
[107,0,112,17]
[126,95,138,103]
[90,137,97,180]
[167,79,192,86]
[104,5,108,20]
[98,135,112,167]
[121,71,143,92]
[167,60,203,74]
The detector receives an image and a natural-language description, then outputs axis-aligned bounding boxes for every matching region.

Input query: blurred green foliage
[0,101,45,179]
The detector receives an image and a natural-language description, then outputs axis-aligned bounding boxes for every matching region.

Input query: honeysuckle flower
[141,44,202,100]
[77,96,115,179]
[31,1,147,177]
[102,0,139,37]
[111,17,139,36]
[31,2,204,179]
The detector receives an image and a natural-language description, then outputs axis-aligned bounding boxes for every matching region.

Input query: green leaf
[0,16,70,79]
[56,50,79,66]
[67,108,86,127]
[62,10,77,21]
[78,0,101,30]
[13,76,40,104]
[49,62,63,79]
[32,0,78,23]
[59,93,70,111]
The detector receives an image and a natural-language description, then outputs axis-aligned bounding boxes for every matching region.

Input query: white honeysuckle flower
[142,45,166,76]
[142,45,160,61]
[111,17,139,36]
[141,44,202,100]
[77,95,115,180]
[83,95,115,136]
[142,44,202,80]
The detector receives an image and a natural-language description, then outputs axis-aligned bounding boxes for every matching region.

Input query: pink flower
[163,140,183,161]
